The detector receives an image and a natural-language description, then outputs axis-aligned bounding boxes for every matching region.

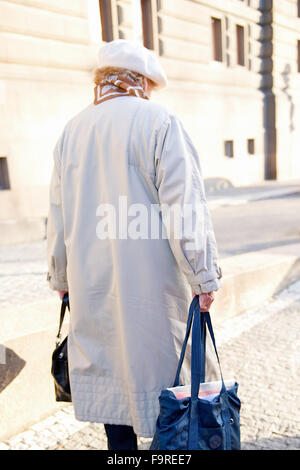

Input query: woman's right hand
[193,292,215,311]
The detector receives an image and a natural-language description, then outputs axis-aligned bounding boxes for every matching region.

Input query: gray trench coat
[46,95,222,437]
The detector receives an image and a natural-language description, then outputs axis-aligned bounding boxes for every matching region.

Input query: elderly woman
[46,39,222,450]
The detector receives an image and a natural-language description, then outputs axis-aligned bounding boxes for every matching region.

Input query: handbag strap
[190,305,206,401]
[188,304,228,450]
[175,297,231,450]
[56,293,70,343]
[194,310,227,399]
[173,295,199,387]
[203,311,226,393]
[173,295,226,397]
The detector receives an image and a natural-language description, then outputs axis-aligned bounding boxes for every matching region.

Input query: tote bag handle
[173,296,232,450]
[173,295,227,397]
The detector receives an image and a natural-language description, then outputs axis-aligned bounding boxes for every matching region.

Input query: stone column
[258,0,277,180]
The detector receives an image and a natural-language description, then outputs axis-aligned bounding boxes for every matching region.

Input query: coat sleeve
[46,133,68,291]
[154,114,222,294]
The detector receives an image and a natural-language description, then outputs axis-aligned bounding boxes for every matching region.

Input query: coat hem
[74,412,155,438]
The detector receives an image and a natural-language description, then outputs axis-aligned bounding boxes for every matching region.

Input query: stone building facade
[0,0,299,243]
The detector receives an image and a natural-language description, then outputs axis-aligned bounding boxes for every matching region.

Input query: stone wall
[272,0,300,180]
[0,0,99,233]
[115,0,266,184]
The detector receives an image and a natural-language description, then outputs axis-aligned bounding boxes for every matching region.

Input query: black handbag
[51,293,72,402]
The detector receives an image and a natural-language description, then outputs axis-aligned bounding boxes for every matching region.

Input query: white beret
[98,39,168,90]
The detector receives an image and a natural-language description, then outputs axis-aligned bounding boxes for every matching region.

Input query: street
[211,192,300,258]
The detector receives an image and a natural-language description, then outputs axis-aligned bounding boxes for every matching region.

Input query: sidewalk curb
[211,242,300,324]
[207,187,299,210]
[0,218,47,246]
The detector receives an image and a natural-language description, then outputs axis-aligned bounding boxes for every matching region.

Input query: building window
[99,0,115,42]
[88,0,102,43]
[236,25,245,66]
[247,139,255,155]
[298,40,300,73]
[132,0,143,43]
[141,0,158,50]
[0,157,10,190]
[212,18,222,62]
[224,141,234,158]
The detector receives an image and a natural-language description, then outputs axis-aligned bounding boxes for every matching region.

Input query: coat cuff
[194,278,222,294]
[189,266,222,294]
[46,272,68,291]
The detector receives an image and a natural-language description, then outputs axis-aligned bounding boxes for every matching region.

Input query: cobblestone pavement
[0,241,299,450]
[0,241,56,309]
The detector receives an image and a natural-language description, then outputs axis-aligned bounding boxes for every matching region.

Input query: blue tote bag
[150,295,241,450]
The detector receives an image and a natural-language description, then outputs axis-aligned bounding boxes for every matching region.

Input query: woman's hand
[193,292,215,311]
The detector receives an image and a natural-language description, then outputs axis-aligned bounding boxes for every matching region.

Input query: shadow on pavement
[0,346,26,393]
[274,258,300,294]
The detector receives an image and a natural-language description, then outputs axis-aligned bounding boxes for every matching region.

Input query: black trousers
[104,424,138,450]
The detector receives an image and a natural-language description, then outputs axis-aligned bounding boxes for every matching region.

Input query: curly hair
[93,66,157,91]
